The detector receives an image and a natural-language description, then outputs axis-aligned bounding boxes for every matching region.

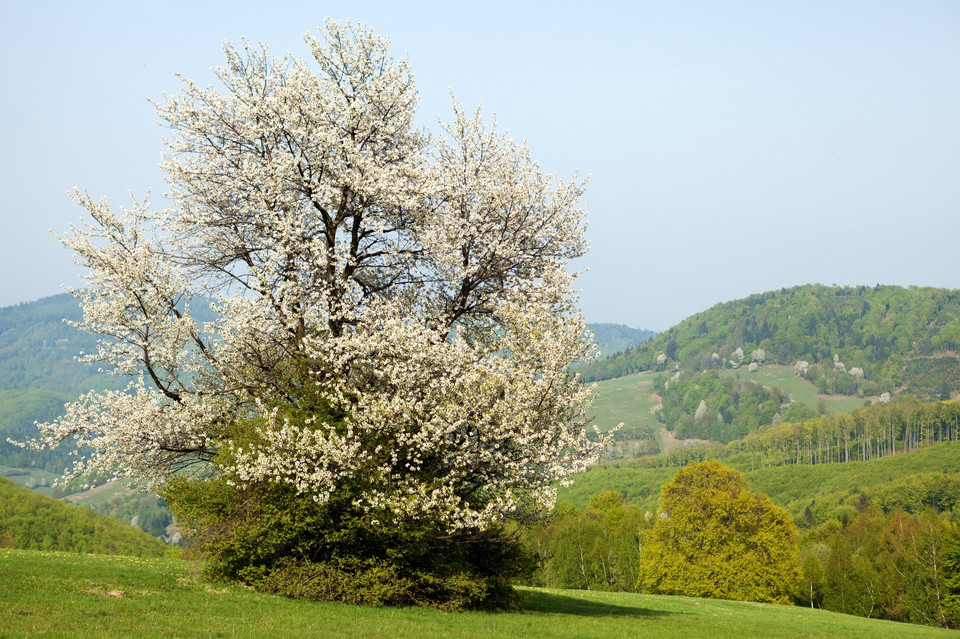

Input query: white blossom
[16,20,605,532]
[730,347,744,368]
[694,400,708,420]
[794,360,809,377]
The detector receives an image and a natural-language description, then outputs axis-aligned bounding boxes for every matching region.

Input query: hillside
[0,477,168,556]
[577,284,960,401]
[1,549,951,638]
[588,365,874,463]
[0,388,76,472]
[0,293,121,396]
[587,323,656,359]
[561,439,960,529]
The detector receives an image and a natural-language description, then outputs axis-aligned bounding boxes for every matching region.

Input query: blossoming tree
[26,20,601,606]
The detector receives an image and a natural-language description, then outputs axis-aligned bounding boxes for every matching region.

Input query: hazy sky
[2,1,958,330]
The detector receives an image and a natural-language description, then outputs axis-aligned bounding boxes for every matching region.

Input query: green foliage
[0,477,168,556]
[0,293,124,396]
[638,461,802,604]
[0,388,77,472]
[558,464,678,514]
[801,508,955,627]
[0,297,179,539]
[162,474,533,611]
[606,397,960,479]
[567,438,960,535]
[523,491,649,592]
[946,527,960,626]
[783,401,820,423]
[656,370,786,442]
[730,398,960,468]
[84,492,175,540]
[904,357,960,400]
[577,284,960,401]
[551,444,960,629]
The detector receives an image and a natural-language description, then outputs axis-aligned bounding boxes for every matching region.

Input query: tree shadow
[520,590,679,619]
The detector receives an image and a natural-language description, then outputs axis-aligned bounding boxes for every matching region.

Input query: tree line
[522,462,960,628]
[636,397,960,472]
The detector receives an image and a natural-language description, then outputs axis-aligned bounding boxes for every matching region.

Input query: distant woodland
[578,284,960,401]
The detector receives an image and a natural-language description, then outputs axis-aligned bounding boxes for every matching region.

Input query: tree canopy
[639,460,801,604]
[19,20,603,608]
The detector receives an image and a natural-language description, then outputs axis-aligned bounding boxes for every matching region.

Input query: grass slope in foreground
[1,550,954,638]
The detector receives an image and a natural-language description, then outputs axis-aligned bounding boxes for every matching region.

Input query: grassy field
[0,465,59,497]
[1,549,955,638]
[588,371,661,434]
[62,479,139,508]
[589,365,866,435]
[717,365,868,414]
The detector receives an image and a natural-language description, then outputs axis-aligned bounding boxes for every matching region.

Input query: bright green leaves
[639,460,802,604]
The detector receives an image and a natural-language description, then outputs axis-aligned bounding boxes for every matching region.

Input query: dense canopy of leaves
[802,507,955,627]
[655,370,786,443]
[639,460,801,604]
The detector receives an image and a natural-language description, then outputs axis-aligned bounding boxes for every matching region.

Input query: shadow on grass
[520,590,679,619]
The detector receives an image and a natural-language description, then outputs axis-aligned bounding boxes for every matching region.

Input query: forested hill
[577,284,960,399]
[588,323,656,359]
[0,476,168,556]
[0,293,110,396]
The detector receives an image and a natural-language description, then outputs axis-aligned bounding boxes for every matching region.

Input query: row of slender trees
[636,398,960,471]
[730,398,960,469]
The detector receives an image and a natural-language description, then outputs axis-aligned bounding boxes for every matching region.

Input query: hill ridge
[577,283,960,401]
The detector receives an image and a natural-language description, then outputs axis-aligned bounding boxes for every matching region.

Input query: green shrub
[162,476,533,610]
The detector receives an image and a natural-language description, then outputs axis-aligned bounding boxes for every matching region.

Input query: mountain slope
[577,284,960,400]
[0,293,119,396]
[0,476,168,556]
[588,323,656,358]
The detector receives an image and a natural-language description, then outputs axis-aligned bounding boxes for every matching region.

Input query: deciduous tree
[20,20,602,608]
[638,460,801,603]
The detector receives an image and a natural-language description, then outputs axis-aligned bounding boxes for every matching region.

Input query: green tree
[638,460,801,604]
[946,526,960,626]
[524,491,647,592]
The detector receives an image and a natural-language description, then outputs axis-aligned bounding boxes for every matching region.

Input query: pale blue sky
[2,1,958,330]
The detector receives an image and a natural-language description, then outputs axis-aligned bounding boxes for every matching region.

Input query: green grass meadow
[588,371,661,434]
[1,549,955,638]
[717,365,868,414]
[588,365,867,444]
[0,466,59,497]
